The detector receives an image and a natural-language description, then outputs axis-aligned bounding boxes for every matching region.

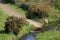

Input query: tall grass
[0,8,8,31]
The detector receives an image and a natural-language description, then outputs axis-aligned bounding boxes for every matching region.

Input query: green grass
[36,31,60,40]
[0,8,17,40]
[0,8,8,31]
[35,7,60,24]
[17,22,36,38]
[7,4,27,15]
[0,34,16,40]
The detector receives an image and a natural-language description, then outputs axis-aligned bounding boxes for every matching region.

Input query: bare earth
[0,3,43,28]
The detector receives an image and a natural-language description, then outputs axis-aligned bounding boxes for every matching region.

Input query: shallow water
[24,26,58,40]
[25,35,35,40]
[25,31,40,40]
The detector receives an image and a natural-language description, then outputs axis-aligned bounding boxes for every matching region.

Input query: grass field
[0,34,16,40]
[36,31,60,40]
[0,8,8,31]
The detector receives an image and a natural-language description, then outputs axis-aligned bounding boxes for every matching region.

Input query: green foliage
[19,0,47,10]
[26,3,51,19]
[49,7,60,18]
[36,31,60,40]
[18,22,36,38]
[0,34,16,40]
[55,0,60,9]
[20,3,30,10]
[47,7,60,26]
[5,16,26,35]
[3,0,15,4]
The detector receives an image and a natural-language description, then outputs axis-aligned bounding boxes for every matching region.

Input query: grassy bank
[0,34,16,40]
[0,8,8,31]
[36,31,60,40]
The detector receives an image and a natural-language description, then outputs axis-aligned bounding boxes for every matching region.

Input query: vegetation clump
[18,22,36,39]
[20,3,30,10]
[4,16,26,35]
[3,0,15,4]
[27,3,51,19]
[55,0,60,9]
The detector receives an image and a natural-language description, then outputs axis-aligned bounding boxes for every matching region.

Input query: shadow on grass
[0,30,7,34]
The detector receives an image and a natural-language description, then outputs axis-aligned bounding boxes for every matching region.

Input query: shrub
[48,7,60,24]
[26,3,51,19]
[3,0,15,4]
[20,3,29,10]
[4,16,26,35]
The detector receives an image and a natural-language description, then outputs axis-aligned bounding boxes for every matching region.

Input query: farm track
[0,2,43,28]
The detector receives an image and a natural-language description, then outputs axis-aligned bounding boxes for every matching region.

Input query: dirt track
[0,3,43,28]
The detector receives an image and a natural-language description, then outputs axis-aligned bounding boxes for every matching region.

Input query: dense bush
[26,3,51,19]
[4,16,26,35]
[20,3,29,10]
[3,0,15,4]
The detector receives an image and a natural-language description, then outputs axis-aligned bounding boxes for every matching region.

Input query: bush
[26,3,51,19]
[3,0,15,4]
[20,3,29,10]
[4,16,26,35]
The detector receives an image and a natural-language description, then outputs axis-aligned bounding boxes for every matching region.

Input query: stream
[24,31,40,40]
[21,26,59,40]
